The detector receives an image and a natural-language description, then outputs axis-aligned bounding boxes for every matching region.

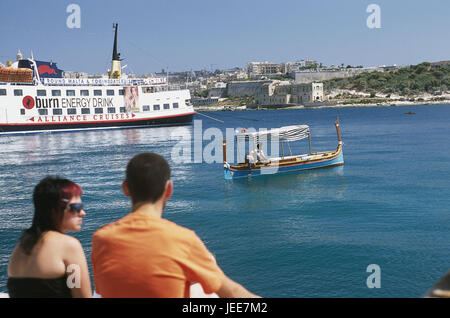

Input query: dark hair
[126,152,171,204]
[19,176,82,255]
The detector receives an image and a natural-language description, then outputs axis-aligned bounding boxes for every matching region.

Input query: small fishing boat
[223,118,344,179]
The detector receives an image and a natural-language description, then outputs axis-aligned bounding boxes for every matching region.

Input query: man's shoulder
[159,218,197,239]
[92,214,132,241]
[92,213,196,241]
[150,218,202,248]
[92,221,117,243]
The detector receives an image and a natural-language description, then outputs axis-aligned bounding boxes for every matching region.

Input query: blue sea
[1,105,449,297]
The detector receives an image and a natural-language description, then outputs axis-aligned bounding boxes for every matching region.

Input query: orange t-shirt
[91,211,224,298]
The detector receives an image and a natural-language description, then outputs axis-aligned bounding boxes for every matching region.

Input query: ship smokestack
[112,23,120,61]
[110,23,121,79]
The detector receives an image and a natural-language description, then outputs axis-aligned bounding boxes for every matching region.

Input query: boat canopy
[236,125,310,143]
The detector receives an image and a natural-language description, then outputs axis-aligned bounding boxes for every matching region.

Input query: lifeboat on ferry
[0,65,32,83]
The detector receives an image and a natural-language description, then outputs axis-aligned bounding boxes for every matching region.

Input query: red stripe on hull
[1,112,197,127]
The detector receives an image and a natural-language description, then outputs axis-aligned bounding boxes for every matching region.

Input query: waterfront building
[215,82,227,88]
[283,59,318,73]
[254,82,324,107]
[246,62,283,78]
[220,68,248,81]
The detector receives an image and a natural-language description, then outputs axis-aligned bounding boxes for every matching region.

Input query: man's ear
[164,180,173,200]
[122,180,131,197]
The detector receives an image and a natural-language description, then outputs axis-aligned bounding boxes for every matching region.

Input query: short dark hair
[125,153,171,204]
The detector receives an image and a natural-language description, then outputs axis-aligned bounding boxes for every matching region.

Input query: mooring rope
[195,112,225,123]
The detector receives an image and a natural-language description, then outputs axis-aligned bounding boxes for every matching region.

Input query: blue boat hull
[224,146,344,180]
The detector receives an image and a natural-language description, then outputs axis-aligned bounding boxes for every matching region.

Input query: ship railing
[0,81,36,86]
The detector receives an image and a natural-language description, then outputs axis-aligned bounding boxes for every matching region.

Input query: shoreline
[194,100,450,112]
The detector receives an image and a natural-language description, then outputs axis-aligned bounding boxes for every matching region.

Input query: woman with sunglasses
[7,176,92,298]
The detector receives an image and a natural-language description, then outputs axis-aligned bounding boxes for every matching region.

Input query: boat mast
[308,133,312,154]
[222,139,227,163]
[335,117,342,144]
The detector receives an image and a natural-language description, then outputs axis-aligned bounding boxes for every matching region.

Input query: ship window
[107,90,114,96]
[143,105,150,111]
[173,102,179,109]
[52,90,61,96]
[0,89,6,96]
[37,90,46,96]
[14,89,23,96]
[153,104,160,111]
[38,109,48,115]
[81,108,90,114]
[67,108,77,115]
[120,107,126,113]
[95,108,103,114]
[53,109,63,115]
[66,90,75,96]
[80,90,89,96]
[108,107,116,113]
[20,109,25,115]
[118,89,124,96]
[94,90,102,96]
[163,103,170,110]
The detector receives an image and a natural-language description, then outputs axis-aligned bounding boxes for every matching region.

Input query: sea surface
[0,105,449,297]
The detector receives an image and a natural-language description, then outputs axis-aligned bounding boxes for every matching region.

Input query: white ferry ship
[0,24,195,135]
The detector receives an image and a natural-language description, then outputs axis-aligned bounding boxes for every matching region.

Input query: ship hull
[0,83,196,135]
[0,112,195,135]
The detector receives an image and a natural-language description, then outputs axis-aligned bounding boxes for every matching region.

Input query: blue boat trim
[224,145,344,179]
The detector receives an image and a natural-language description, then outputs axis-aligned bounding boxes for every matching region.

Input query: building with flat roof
[284,60,318,73]
[246,62,283,78]
[255,82,324,107]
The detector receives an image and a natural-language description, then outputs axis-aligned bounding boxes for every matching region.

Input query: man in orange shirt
[91,152,259,298]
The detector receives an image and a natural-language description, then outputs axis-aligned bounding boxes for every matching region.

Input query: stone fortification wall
[208,87,227,98]
[226,80,272,97]
[294,68,381,84]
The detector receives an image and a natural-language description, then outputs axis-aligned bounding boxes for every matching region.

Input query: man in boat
[246,149,257,170]
[256,143,270,164]
[91,152,260,298]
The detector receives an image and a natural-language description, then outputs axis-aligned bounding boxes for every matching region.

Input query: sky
[1,0,450,74]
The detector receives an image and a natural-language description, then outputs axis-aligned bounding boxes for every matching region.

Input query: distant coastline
[194,100,450,112]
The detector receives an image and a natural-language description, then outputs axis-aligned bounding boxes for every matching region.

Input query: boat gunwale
[227,144,343,172]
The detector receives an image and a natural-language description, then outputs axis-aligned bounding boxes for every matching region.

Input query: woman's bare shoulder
[44,231,83,250]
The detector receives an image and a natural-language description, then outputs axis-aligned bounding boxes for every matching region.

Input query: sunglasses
[62,199,84,214]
